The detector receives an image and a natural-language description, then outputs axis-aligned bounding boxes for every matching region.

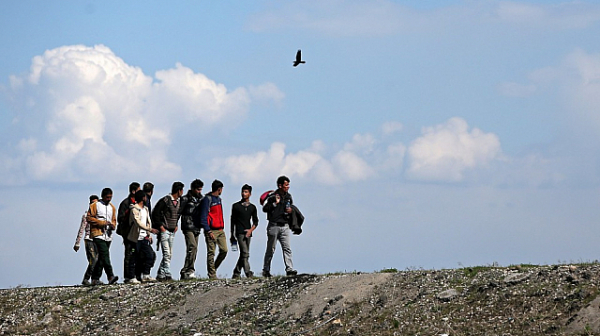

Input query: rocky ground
[2,264,600,335]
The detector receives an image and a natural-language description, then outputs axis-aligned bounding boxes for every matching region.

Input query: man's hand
[208,231,215,240]
[285,207,292,214]
[275,194,281,204]
[174,226,178,233]
[160,226,166,233]
[73,245,80,252]
[151,229,159,234]
[245,228,254,238]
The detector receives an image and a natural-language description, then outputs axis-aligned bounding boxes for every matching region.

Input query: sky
[1,0,600,288]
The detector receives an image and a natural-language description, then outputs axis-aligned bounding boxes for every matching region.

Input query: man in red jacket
[196,180,228,279]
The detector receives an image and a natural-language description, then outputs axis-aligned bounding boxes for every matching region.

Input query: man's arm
[74,213,87,251]
[230,204,236,239]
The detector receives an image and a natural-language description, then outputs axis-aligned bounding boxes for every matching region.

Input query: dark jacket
[180,191,203,233]
[116,195,135,237]
[230,200,259,237]
[262,190,293,225]
[289,205,304,235]
[152,195,182,232]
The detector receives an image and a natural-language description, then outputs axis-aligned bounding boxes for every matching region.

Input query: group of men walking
[73,176,303,285]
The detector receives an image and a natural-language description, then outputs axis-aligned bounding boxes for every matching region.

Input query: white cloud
[381,121,403,135]
[1,44,282,184]
[406,117,501,182]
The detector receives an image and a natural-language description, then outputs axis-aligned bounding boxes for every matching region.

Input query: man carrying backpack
[117,182,140,284]
[179,179,204,280]
[195,180,227,279]
[152,182,184,281]
[262,176,298,277]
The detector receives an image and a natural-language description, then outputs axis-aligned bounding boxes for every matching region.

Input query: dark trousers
[83,240,98,281]
[136,239,156,276]
[124,239,136,280]
[92,238,114,280]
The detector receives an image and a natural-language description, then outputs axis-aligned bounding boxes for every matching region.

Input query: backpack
[260,190,275,206]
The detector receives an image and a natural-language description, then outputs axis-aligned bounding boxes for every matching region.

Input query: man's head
[190,179,204,197]
[212,179,224,196]
[276,175,290,193]
[134,190,146,204]
[241,184,252,200]
[129,182,141,195]
[89,195,99,204]
[171,181,185,198]
[101,188,113,202]
[143,182,154,197]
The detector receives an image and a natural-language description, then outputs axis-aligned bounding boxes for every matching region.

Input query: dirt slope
[1,264,600,335]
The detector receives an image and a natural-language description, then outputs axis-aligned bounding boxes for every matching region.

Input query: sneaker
[157,275,170,282]
[187,273,197,279]
[232,274,241,279]
[262,271,272,278]
[124,278,140,284]
[286,270,298,276]
[81,279,91,286]
[108,275,119,284]
[91,279,104,286]
[141,274,156,282]
[246,271,255,278]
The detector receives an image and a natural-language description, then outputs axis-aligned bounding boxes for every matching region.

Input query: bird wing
[296,50,302,62]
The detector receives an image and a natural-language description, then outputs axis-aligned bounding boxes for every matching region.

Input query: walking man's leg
[213,230,228,272]
[83,240,98,284]
[262,224,278,277]
[205,234,217,279]
[279,225,295,274]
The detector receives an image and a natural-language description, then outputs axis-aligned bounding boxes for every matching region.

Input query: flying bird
[293,49,305,67]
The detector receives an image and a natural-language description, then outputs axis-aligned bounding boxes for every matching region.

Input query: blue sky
[1,0,600,288]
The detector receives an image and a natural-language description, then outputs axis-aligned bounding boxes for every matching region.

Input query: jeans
[136,239,156,276]
[92,238,114,280]
[158,230,175,278]
[181,231,200,276]
[263,223,294,273]
[205,229,228,278]
[233,233,252,276]
[124,239,137,280]
[83,239,98,281]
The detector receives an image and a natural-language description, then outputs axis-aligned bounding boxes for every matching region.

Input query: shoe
[232,274,241,279]
[124,278,140,284]
[108,275,119,284]
[262,271,272,278]
[81,279,91,286]
[246,271,255,278]
[208,274,218,280]
[187,273,197,279]
[141,274,156,282]
[286,270,298,276]
[157,275,169,282]
[91,279,104,286]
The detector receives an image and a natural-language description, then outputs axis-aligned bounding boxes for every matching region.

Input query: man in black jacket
[231,184,258,279]
[262,176,298,277]
[179,179,204,280]
[117,182,140,284]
